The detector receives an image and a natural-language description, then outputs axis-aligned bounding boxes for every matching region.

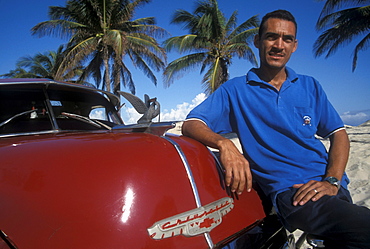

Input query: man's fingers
[225,166,245,194]
[293,180,317,206]
[223,160,251,195]
[245,169,252,192]
[232,170,245,195]
[218,140,252,195]
[293,180,339,206]
[224,168,233,187]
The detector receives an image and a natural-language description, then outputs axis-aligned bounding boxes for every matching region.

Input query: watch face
[325,177,340,187]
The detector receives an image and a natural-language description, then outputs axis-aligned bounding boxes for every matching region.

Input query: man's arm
[325,128,350,181]
[293,129,350,206]
[182,119,252,195]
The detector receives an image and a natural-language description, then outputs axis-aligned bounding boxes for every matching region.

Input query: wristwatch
[324,176,341,189]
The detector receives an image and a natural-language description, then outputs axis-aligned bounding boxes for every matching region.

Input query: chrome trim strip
[0,230,17,249]
[162,136,214,248]
[113,122,175,136]
[0,130,58,139]
[208,149,237,199]
[204,233,214,248]
[162,136,202,207]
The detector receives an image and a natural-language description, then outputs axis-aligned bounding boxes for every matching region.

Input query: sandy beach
[343,121,370,208]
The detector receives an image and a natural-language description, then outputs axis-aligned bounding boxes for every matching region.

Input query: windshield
[0,83,122,135]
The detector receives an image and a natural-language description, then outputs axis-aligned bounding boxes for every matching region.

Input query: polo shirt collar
[286,67,299,83]
[246,67,298,85]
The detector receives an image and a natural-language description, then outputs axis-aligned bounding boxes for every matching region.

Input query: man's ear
[254,35,260,49]
[293,39,298,53]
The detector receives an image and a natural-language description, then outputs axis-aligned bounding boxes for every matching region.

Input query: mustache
[268,48,285,57]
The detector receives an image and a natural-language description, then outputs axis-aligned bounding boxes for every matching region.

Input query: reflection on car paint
[121,188,135,223]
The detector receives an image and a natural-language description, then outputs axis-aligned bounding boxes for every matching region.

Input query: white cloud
[121,93,207,124]
[161,93,206,122]
[89,109,105,120]
[341,111,370,126]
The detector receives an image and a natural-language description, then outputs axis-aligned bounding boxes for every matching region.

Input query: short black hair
[259,10,297,37]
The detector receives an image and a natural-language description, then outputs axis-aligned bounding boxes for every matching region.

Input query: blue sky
[0,0,369,125]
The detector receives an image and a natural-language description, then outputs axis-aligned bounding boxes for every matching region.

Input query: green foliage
[31,0,167,94]
[0,68,35,79]
[0,45,81,80]
[314,0,370,71]
[163,0,259,94]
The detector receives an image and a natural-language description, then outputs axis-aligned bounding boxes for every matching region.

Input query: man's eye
[284,36,295,42]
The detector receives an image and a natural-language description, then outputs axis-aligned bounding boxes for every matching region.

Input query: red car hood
[0,131,265,248]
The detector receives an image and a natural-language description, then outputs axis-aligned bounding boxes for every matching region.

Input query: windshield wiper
[60,112,111,130]
[0,109,38,128]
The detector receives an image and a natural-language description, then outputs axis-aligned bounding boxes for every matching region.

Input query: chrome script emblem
[147,197,234,240]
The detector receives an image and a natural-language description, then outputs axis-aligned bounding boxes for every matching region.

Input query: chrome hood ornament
[118,91,160,124]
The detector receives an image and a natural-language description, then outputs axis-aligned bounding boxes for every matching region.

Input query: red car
[0,79,292,248]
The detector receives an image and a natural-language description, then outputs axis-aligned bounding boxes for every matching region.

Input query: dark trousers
[276,187,370,249]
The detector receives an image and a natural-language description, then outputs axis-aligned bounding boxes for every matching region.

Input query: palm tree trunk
[103,48,110,92]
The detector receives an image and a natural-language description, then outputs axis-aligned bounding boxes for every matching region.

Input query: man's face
[254,18,298,71]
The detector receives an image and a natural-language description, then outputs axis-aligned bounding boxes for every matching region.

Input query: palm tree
[163,0,258,94]
[0,45,81,80]
[0,68,35,78]
[31,0,167,94]
[314,0,370,71]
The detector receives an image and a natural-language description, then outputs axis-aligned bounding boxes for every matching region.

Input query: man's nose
[273,37,284,49]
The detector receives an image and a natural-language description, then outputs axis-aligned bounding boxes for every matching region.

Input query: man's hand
[218,139,252,195]
[292,180,339,206]
[182,120,252,195]
[293,129,349,206]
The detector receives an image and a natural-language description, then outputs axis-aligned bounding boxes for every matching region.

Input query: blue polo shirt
[186,67,348,201]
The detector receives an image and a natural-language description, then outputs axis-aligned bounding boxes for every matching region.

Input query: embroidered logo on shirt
[303,116,312,126]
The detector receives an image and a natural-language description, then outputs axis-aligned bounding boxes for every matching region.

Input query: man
[182,10,370,248]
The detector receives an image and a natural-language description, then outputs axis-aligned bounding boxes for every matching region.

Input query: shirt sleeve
[314,80,344,138]
[186,86,233,134]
